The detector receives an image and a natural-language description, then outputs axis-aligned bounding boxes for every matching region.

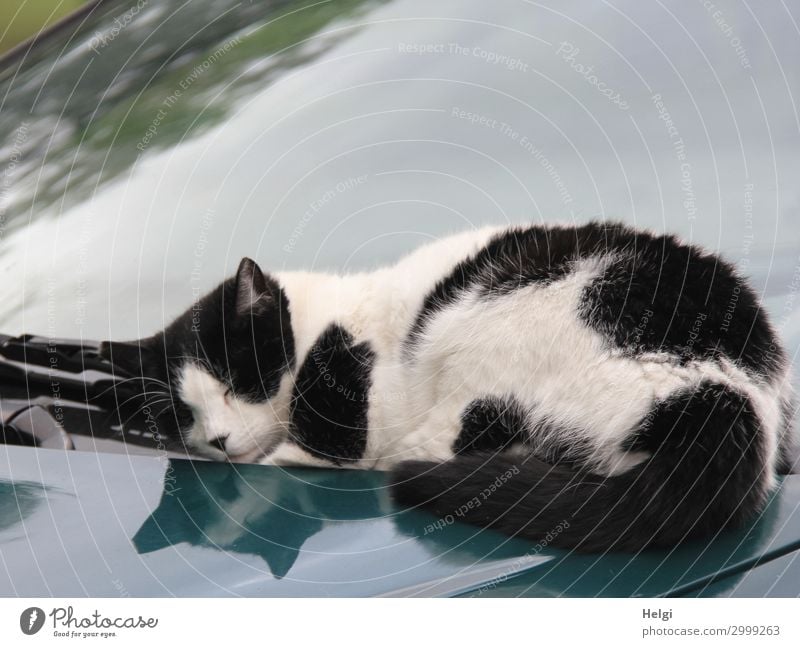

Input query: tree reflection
[0,0,386,233]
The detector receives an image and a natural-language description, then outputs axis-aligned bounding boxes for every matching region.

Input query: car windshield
[0,0,798,377]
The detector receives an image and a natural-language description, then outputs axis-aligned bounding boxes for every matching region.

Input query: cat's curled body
[104,222,795,552]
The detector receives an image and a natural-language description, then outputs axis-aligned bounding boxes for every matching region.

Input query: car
[1,0,799,597]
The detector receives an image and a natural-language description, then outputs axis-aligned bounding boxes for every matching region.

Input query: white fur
[179,364,292,461]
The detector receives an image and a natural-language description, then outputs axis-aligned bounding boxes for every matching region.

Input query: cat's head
[100,258,295,461]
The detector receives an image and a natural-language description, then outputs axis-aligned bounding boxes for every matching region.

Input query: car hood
[2,444,800,597]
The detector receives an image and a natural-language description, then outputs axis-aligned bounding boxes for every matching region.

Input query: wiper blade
[0,333,182,454]
[0,333,122,404]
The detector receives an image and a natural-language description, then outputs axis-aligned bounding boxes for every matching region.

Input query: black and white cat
[102,221,796,552]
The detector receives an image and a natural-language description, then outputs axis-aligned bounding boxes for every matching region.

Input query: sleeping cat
[101,221,796,552]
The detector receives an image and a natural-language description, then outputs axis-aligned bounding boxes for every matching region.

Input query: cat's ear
[99,338,158,376]
[234,257,272,317]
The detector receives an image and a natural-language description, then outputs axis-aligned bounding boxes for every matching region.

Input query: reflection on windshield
[0,0,386,230]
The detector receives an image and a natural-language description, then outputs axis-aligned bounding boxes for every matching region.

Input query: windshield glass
[1,0,798,380]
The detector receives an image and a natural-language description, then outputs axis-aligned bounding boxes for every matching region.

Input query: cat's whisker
[193,340,222,378]
[117,397,175,428]
[92,376,169,400]
[153,401,177,420]
[112,391,153,410]
[113,389,170,411]
[167,354,205,363]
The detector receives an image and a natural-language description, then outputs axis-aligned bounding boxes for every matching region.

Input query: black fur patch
[455,398,596,469]
[100,261,295,439]
[579,231,782,377]
[158,270,296,402]
[289,324,375,464]
[624,382,759,456]
[405,222,784,379]
[453,397,527,454]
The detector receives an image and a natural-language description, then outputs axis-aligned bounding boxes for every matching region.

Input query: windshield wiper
[0,334,179,453]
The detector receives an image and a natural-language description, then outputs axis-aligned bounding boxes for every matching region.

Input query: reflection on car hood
[2,445,800,597]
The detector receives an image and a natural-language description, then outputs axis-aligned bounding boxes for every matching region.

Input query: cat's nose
[208,435,229,453]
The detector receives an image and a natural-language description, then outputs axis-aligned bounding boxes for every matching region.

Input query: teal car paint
[2,445,800,597]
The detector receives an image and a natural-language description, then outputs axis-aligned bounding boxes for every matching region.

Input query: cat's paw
[388,438,456,466]
[258,443,335,468]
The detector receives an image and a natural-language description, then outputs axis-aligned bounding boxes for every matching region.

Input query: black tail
[389,382,772,552]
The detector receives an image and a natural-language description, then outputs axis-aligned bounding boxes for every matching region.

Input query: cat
[101,221,796,552]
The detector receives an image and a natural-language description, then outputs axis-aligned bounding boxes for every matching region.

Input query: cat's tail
[388,382,776,552]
